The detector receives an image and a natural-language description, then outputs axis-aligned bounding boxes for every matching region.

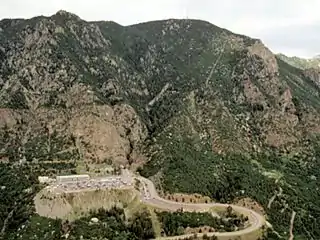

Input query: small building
[56,174,90,183]
[38,176,50,184]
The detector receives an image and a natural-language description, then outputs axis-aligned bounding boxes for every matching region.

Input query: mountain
[1,10,320,239]
[277,53,320,97]
[313,54,320,59]
[277,53,320,69]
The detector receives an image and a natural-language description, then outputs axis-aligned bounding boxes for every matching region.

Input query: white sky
[1,0,319,58]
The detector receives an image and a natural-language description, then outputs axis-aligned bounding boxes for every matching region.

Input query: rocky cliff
[1,11,320,239]
[1,12,319,165]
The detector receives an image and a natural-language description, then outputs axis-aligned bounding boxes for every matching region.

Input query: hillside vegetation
[157,208,248,237]
[277,53,320,70]
[0,10,320,239]
[6,207,155,240]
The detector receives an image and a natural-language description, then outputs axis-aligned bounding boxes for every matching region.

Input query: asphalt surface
[50,173,132,193]
[136,176,266,239]
[44,170,265,239]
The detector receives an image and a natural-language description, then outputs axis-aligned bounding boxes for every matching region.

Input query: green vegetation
[0,162,153,240]
[139,135,275,203]
[6,91,29,109]
[277,58,320,111]
[277,53,320,70]
[1,11,320,240]
[1,125,78,176]
[6,207,155,240]
[0,164,39,239]
[139,134,320,239]
[157,207,248,236]
[7,215,63,240]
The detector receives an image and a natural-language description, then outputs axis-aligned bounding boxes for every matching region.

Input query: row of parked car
[54,177,128,192]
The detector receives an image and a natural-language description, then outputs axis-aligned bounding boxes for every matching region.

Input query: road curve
[136,176,266,240]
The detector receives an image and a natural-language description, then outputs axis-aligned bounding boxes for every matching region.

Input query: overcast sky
[1,0,319,58]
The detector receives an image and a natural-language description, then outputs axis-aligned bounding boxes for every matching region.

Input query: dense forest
[0,164,39,239]
[157,207,248,237]
[139,134,320,239]
[3,206,154,240]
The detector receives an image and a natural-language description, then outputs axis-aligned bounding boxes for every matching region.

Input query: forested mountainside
[0,10,320,239]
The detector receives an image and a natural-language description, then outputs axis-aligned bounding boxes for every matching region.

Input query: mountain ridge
[277,53,320,69]
[0,10,320,239]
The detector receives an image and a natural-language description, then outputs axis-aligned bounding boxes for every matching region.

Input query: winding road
[36,170,266,239]
[136,175,266,240]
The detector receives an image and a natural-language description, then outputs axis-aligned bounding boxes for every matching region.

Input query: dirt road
[136,176,266,240]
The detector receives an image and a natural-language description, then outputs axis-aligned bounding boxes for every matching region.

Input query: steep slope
[277,53,320,70]
[0,11,320,239]
[277,53,320,93]
[0,11,148,169]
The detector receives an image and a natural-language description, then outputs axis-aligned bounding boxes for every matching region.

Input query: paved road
[40,170,265,239]
[49,170,134,193]
[136,176,266,240]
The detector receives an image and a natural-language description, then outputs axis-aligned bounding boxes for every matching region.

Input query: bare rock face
[69,104,147,165]
[248,41,279,75]
[303,68,320,89]
[246,41,283,100]
[64,83,96,108]
[1,13,320,240]
[70,107,128,164]
[0,108,20,128]
[242,77,266,105]
[0,11,319,166]
[0,104,146,167]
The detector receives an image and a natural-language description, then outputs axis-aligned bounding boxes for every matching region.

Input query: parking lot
[51,176,132,193]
